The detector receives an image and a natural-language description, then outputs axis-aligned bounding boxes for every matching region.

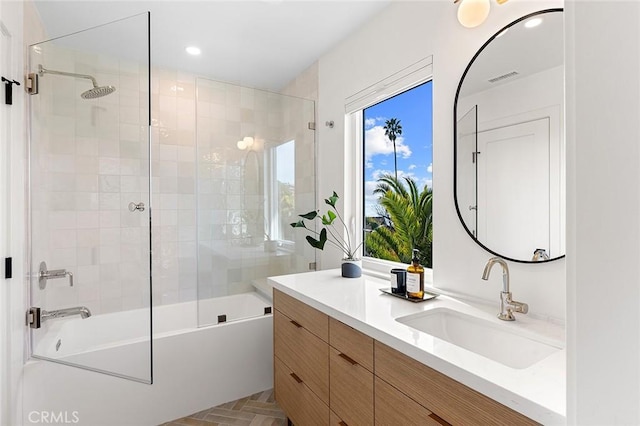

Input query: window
[362,82,433,268]
[267,140,296,242]
[345,56,433,273]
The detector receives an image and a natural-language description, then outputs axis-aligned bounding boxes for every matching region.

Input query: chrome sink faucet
[481,257,528,321]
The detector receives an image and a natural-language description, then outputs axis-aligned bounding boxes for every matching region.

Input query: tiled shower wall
[195,79,316,305]
[29,39,317,315]
[151,68,198,307]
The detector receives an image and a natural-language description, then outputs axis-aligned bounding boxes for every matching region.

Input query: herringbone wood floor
[161,389,286,426]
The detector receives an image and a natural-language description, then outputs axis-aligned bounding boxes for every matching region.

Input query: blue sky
[363,81,433,217]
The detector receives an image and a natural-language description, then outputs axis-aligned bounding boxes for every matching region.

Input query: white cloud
[408,164,417,170]
[427,163,433,173]
[364,125,412,161]
[364,118,376,128]
[364,180,382,217]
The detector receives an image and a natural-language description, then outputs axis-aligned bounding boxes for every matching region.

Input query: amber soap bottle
[406,249,424,300]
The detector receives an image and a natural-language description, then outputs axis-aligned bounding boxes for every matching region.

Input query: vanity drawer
[275,356,329,426]
[329,317,374,372]
[375,376,449,426]
[329,347,374,426]
[274,309,329,404]
[374,342,538,426]
[274,289,328,341]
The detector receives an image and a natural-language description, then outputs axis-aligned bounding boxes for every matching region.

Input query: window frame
[344,56,434,279]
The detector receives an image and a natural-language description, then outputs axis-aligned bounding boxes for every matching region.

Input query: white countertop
[268,269,566,425]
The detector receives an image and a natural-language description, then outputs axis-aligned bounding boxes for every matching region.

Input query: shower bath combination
[26,64,117,99]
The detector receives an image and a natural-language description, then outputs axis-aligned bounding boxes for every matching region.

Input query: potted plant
[291,192,363,278]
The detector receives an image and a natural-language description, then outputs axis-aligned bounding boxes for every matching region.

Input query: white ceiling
[33,0,391,91]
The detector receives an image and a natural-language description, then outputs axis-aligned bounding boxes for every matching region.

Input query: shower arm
[38,65,99,88]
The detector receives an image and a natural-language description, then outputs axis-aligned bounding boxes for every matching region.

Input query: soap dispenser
[406,249,424,300]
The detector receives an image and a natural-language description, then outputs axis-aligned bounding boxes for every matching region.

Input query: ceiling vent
[488,71,519,83]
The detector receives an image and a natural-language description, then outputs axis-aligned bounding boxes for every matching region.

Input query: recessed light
[524,18,543,29]
[185,46,201,56]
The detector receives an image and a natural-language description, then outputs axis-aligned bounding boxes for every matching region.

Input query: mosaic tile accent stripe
[162,389,286,426]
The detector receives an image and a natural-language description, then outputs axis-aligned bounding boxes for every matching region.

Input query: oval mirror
[454,9,564,263]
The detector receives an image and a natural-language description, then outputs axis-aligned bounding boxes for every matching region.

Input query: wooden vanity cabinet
[375,376,447,426]
[273,289,538,426]
[273,290,330,425]
[375,342,537,426]
[329,318,374,426]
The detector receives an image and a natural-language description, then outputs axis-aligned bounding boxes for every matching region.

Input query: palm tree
[383,118,403,181]
[365,174,433,267]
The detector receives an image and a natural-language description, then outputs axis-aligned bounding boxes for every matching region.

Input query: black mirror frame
[452,8,564,264]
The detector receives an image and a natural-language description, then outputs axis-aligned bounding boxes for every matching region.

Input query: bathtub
[22,292,274,426]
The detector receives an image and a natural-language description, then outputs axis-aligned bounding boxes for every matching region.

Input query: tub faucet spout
[41,306,92,322]
[481,257,528,321]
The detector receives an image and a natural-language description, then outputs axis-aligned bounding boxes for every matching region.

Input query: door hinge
[27,307,42,329]
[472,151,481,163]
[308,122,316,130]
[309,262,317,271]
[25,73,39,95]
[4,257,11,279]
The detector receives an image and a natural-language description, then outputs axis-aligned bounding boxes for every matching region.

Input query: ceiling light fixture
[455,0,509,28]
[185,46,201,56]
[237,136,255,151]
[524,17,543,28]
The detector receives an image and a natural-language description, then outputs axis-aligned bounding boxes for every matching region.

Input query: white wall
[458,65,564,125]
[458,65,565,259]
[316,0,565,320]
[565,1,640,424]
[1,1,29,425]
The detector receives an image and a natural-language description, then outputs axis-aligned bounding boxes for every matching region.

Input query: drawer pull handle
[428,413,449,425]
[338,352,358,365]
[338,422,348,426]
[290,320,302,328]
[290,372,303,383]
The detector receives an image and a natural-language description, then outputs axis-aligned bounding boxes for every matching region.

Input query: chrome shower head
[81,85,116,99]
[38,64,116,99]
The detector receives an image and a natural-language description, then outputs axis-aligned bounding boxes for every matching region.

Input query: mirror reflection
[454,9,565,263]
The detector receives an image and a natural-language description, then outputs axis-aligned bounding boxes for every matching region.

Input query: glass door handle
[38,261,73,289]
[128,202,145,212]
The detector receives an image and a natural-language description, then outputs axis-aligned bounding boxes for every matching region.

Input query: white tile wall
[30,41,150,316]
[195,77,316,319]
[29,46,317,319]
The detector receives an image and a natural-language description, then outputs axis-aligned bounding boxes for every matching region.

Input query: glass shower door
[27,13,152,383]
[196,78,316,327]
[456,105,478,238]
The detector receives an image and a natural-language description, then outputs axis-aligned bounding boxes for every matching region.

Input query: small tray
[379,288,439,303]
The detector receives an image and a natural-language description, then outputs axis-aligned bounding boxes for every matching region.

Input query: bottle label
[390,273,398,289]
[406,273,420,293]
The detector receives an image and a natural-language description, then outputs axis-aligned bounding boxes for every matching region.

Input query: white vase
[341,258,362,278]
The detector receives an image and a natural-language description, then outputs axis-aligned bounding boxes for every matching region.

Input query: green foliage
[365,174,433,268]
[278,181,296,241]
[291,192,362,260]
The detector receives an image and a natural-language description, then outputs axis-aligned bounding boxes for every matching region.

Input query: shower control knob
[128,202,145,212]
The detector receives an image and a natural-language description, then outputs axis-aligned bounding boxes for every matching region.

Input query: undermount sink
[396,308,561,369]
